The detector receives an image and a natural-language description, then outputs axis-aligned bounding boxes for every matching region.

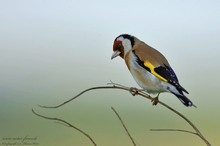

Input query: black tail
[173,93,196,108]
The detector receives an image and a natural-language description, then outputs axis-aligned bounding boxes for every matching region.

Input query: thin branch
[150,128,198,136]
[146,97,211,146]
[32,109,97,146]
[38,86,130,108]
[38,82,211,146]
[111,107,137,146]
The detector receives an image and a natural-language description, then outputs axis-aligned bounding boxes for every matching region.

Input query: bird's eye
[117,43,122,49]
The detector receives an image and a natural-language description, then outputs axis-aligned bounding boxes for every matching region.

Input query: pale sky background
[0,0,220,146]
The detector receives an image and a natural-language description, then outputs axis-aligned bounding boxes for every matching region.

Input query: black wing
[154,64,189,94]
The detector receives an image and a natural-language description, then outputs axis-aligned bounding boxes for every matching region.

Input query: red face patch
[113,40,124,58]
[113,40,120,51]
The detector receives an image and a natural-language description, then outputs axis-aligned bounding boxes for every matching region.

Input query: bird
[111,34,196,107]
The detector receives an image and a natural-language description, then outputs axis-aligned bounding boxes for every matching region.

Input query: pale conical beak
[111,50,121,60]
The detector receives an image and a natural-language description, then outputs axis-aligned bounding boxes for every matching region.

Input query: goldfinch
[111,34,195,107]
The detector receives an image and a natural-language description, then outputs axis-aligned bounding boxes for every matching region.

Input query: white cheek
[122,39,132,57]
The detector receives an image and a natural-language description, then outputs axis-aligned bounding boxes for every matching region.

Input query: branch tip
[32,109,97,146]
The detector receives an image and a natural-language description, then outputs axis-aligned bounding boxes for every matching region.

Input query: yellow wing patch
[144,61,168,82]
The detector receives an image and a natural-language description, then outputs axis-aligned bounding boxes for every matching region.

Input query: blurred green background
[0,0,219,145]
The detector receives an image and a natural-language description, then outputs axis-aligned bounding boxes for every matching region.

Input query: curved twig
[32,109,97,146]
[111,107,137,146]
[38,86,130,109]
[150,128,198,136]
[38,82,211,146]
[150,99,211,146]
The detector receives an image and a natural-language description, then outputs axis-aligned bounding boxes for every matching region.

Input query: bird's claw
[129,87,144,96]
[151,97,159,106]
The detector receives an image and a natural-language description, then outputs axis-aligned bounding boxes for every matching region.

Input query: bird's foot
[151,97,159,106]
[151,93,160,106]
[129,87,144,96]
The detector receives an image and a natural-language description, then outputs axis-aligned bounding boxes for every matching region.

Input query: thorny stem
[38,82,211,146]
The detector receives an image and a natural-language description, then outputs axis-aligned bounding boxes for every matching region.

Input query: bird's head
[111,34,135,60]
